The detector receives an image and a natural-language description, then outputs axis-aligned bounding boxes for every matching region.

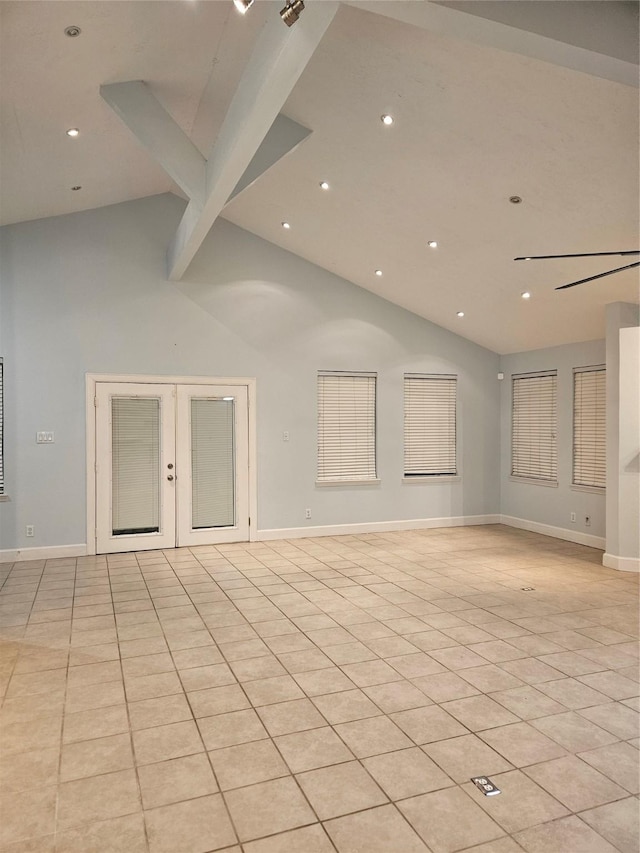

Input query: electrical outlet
[26,525,34,537]
[570,512,576,523]
[305,508,312,519]
[283,431,290,442]
[585,515,591,527]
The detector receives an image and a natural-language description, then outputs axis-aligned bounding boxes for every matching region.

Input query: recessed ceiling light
[281,221,290,229]
[509,196,523,204]
[233,0,255,13]
[66,128,79,137]
[319,181,330,190]
[64,25,81,37]
[427,241,438,249]
[381,114,394,125]
[521,291,531,299]
[71,186,82,191]
[375,269,383,276]
[456,311,465,317]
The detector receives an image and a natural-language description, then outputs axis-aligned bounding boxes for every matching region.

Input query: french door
[95,382,249,553]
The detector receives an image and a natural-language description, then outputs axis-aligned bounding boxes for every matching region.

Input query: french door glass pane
[112,397,160,535]
[191,398,235,529]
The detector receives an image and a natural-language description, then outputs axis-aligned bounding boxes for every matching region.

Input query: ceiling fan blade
[515,251,639,260]
[555,261,640,290]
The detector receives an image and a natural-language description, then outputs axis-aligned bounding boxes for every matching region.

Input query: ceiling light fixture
[521,292,531,299]
[233,0,255,14]
[282,221,290,229]
[509,196,522,204]
[280,0,304,26]
[319,181,330,190]
[381,114,394,126]
[66,128,79,137]
[427,241,438,249]
[375,270,383,276]
[64,25,81,37]
[456,311,465,317]
[71,186,82,191]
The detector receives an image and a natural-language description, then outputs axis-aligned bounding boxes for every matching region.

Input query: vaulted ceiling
[1,0,638,353]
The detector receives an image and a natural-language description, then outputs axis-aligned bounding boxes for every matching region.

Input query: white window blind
[573,367,606,489]
[511,372,558,482]
[111,397,160,535]
[191,398,235,529]
[317,372,377,481]
[0,358,4,495]
[404,374,457,476]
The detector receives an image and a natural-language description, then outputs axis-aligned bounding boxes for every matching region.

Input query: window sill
[510,476,558,488]
[316,479,381,487]
[571,484,605,495]
[0,495,10,502]
[403,476,461,484]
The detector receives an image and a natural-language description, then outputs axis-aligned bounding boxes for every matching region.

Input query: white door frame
[86,373,258,556]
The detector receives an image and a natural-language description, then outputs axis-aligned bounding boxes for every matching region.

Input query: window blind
[404,374,457,476]
[573,367,606,489]
[511,372,558,481]
[111,397,160,535]
[0,359,3,495]
[317,372,376,481]
[191,398,235,529]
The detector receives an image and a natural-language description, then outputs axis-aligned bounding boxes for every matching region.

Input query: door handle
[167,475,174,481]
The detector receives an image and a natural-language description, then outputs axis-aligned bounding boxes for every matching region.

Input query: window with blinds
[0,358,4,495]
[404,374,457,476]
[317,372,377,482]
[511,371,558,482]
[191,398,235,529]
[573,367,606,489]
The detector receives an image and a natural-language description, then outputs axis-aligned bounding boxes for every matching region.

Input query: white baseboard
[500,515,605,550]
[603,553,640,573]
[256,514,501,541]
[0,544,88,564]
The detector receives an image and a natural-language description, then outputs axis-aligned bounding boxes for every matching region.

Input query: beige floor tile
[458,664,525,693]
[363,679,433,712]
[242,675,304,706]
[144,794,236,853]
[53,813,148,853]
[65,680,125,714]
[577,670,640,700]
[340,659,405,687]
[531,710,618,751]
[397,787,505,852]
[579,701,640,739]
[363,746,454,799]
[171,644,223,669]
[423,733,513,783]
[300,761,388,818]
[578,740,640,793]
[440,695,520,731]
[62,704,129,744]
[428,646,489,670]
[538,651,607,677]
[132,720,203,765]
[0,786,57,847]
[489,685,566,719]
[293,667,355,696]
[197,708,268,750]
[325,803,430,853]
[479,721,568,767]
[137,752,218,808]
[390,705,468,745]
[128,693,193,730]
[223,776,315,842]
[57,769,141,828]
[411,671,480,703]
[188,684,250,717]
[323,641,378,665]
[469,640,528,664]
[257,698,326,736]
[500,657,566,685]
[121,654,175,680]
[513,814,617,853]
[6,668,68,699]
[0,715,62,756]
[334,715,413,757]
[463,769,569,833]
[208,739,289,790]
[242,823,334,853]
[229,655,287,682]
[119,637,168,659]
[451,836,524,852]
[580,797,640,853]
[0,746,59,793]
[311,688,381,723]
[275,725,354,771]
[123,672,184,703]
[536,678,612,710]
[61,732,133,781]
[277,648,333,673]
[525,754,628,811]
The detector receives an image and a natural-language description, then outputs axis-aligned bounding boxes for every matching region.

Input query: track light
[280,0,304,26]
[233,0,254,14]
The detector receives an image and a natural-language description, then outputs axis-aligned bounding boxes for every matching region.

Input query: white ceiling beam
[100,81,207,204]
[167,1,339,281]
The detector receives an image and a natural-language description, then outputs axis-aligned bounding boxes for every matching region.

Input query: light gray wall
[499,339,606,540]
[0,193,500,551]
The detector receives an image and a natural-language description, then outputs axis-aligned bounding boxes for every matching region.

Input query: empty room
[0,1,638,852]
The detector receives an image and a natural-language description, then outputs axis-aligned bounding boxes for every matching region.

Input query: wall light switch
[36,432,54,443]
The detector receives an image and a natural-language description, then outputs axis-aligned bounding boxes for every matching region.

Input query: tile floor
[0,524,638,853]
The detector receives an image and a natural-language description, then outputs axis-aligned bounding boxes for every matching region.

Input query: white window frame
[403,374,458,480]
[572,365,606,492]
[511,370,558,485]
[316,371,379,485]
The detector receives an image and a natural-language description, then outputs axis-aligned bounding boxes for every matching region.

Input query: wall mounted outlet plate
[471,776,501,796]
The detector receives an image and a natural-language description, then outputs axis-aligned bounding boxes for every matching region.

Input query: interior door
[175,384,249,546]
[96,383,176,553]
